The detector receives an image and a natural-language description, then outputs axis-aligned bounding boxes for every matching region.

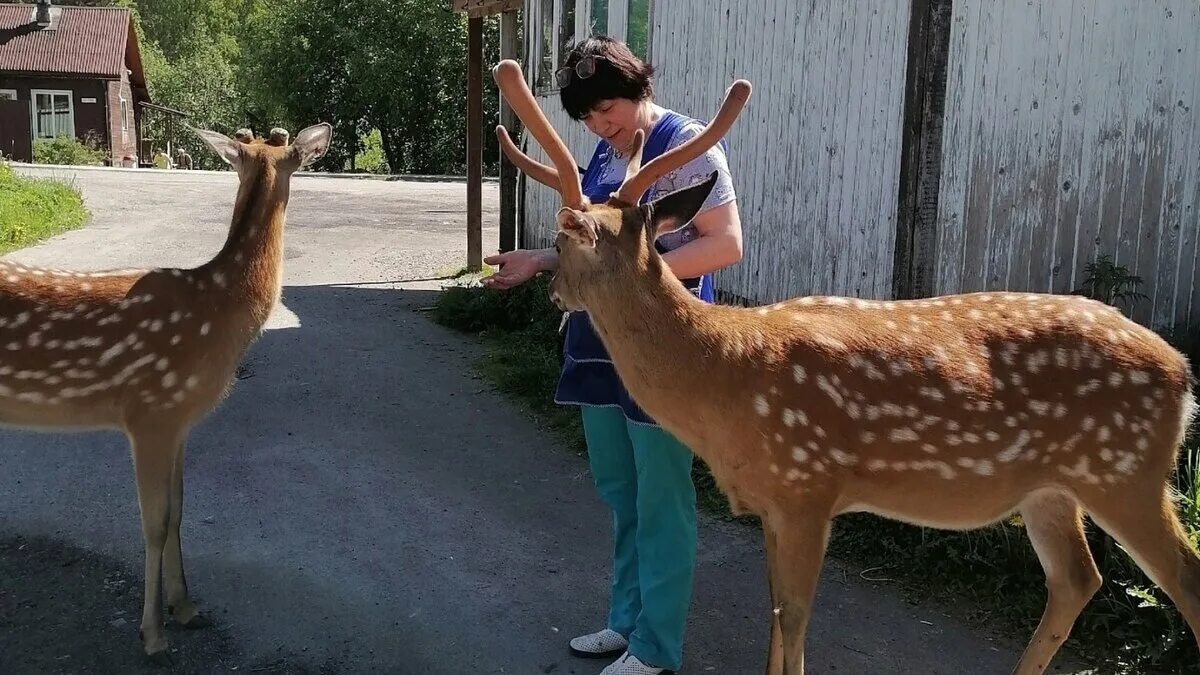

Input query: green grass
[431,273,1200,674]
[0,163,90,254]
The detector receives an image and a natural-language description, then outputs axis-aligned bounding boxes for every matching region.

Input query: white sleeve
[651,120,737,214]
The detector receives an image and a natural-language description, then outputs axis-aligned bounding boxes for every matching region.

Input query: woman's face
[581,98,645,155]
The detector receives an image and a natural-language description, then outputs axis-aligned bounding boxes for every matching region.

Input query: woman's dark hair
[559,35,655,120]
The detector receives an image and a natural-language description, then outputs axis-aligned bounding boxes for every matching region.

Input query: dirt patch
[0,533,336,674]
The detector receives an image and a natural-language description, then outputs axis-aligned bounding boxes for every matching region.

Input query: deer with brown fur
[0,122,331,663]
[492,58,1200,674]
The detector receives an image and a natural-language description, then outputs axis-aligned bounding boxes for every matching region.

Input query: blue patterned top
[553,107,737,426]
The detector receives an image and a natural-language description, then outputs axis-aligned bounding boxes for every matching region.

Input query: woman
[484,36,743,675]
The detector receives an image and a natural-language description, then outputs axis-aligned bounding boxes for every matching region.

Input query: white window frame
[529,0,653,95]
[0,89,16,101]
[120,95,129,143]
[30,89,74,140]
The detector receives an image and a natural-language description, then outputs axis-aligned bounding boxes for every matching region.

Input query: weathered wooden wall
[933,0,1200,330]
[520,0,913,303]
[518,1,1200,331]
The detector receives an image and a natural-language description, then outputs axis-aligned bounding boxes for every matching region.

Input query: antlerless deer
[0,123,331,663]
[491,59,1200,675]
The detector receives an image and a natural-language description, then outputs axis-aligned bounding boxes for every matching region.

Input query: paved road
[0,165,1081,674]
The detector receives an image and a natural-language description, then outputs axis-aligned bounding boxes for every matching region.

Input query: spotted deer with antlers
[0,123,331,663]
[491,58,1200,674]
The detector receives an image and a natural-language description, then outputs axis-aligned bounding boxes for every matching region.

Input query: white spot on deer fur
[769,464,780,475]
[754,394,770,416]
[830,449,857,466]
[868,459,888,472]
[974,460,995,476]
[5,275,17,283]
[162,372,178,388]
[998,431,1032,463]
[1136,437,1149,452]
[171,390,186,403]
[861,431,877,444]
[1081,416,1096,431]
[920,387,944,401]
[774,433,784,443]
[170,335,182,346]
[98,342,126,365]
[1100,448,1114,462]
[782,409,796,427]
[200,321,211,336]
[785,468,802,482]
[817,375,844,408]
[1129,370,1151,385]
[813,426,826,438]
[890,427,919,442]
[791,364,808,384]
[792,447,808,463]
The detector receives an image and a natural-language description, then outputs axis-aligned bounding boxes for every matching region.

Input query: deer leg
[763,524,783,675]
[1086,487,1200,644]
[162,436,208,629]
[129,425,180,664]
[1011,491,1102,675]
[767,509,833,675]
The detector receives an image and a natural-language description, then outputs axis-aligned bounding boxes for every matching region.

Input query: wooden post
[467,15,484,271]
[891,0,953,300]
[498,10,519,253]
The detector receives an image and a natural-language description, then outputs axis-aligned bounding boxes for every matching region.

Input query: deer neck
[207,165,289,319]
[581,257,732,428]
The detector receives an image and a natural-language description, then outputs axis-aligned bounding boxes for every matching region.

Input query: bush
[352,129,390,174]
[0,162,90,253]
[32,134,109,167]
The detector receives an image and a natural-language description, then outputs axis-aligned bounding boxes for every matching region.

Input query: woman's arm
[659,200,743,279]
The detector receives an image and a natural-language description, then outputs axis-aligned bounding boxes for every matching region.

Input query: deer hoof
[181,613,212,629]
[145,647,173,667]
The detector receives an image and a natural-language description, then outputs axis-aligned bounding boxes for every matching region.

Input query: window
[626,0,651,61]
[531,0,654,92]
[31,90,73,139]
[590,0,608,34]
[0,89,16,101]
[120,95,129,143]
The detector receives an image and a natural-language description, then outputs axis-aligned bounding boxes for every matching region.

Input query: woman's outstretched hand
[482,248,556,290]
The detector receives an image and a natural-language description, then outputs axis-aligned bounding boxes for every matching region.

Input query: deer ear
[292,123,333,166]
[556,208,598,248]
[190,127,241,166]
[647,171,718,236]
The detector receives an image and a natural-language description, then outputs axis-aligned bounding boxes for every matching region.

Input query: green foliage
[352,129,389,174]
[0,163,90,254]
[31,134,108,166]
[1074,254,1149,312]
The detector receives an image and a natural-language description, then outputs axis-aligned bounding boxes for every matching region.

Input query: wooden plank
[467,15,483,271]
[499,10,520,253]
[452,0,522,18]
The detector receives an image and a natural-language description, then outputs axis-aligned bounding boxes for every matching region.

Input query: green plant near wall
[1073,254,1149,312]
[32,134,109,167]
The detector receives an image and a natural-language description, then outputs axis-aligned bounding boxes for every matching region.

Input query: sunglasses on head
[555,55,599,88]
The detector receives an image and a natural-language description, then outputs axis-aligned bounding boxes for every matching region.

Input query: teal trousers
[580,405,698,672]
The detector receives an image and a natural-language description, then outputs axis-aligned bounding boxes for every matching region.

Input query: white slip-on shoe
[569,628,629,658]
[598,651,669,675]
